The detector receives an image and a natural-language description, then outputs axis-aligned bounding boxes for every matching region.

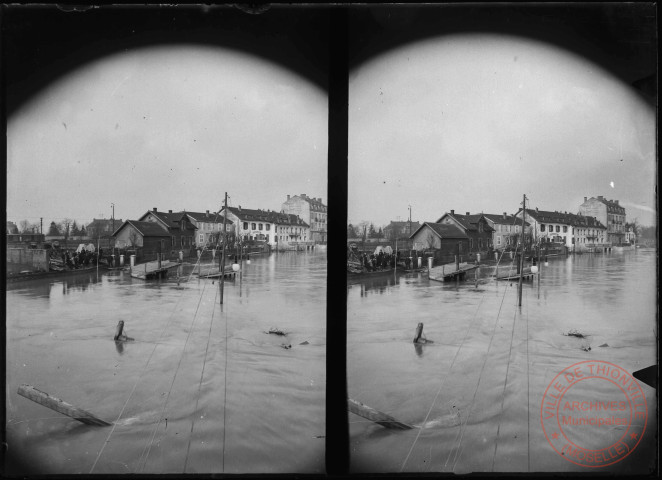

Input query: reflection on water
[5,251,326,474]
[348,249,657,474]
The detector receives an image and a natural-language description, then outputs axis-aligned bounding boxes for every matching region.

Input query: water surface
[5,251,326,474]
[348,249,657,474]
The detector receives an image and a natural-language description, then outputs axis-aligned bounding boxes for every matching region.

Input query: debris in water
[564,329,587,339]
[581,343,591,352]
[299,341,309,345]
[599,343,609,347]
[281,344,292,349]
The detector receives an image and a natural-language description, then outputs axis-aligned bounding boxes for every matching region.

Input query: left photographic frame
[3,4,329,474]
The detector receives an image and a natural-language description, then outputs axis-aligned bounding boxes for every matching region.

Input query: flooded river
[348,249,657,474]
[5,251,326,474]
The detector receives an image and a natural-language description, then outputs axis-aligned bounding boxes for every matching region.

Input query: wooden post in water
[518,194,527,306]
[17,385,111,426]
[347,398,413,430]
[455,242,460,272]
[220,192,228,305]
[114,320,125,340]
[413,323,424,343]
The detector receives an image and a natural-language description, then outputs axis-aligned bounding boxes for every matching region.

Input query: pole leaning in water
[220,192,228,305]
[518,194,526,306]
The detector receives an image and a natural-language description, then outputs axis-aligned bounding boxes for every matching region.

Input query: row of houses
[111,195,327,257]
[409,196,632,258]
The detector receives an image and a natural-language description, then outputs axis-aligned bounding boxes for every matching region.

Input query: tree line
[10,219,88,238]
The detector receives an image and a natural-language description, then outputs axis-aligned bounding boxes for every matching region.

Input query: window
[556,225,560,233]
[497,236,501,246]
[199,234,204,244]
[243,222,248,230]
[563,226,568,233]
[259,223,263,230]
[266,224,270,231]
[252,223,256,230]
[541,224,545,232]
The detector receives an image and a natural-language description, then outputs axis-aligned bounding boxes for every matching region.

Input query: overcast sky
[348,34,656,228]
[7,44,327,230]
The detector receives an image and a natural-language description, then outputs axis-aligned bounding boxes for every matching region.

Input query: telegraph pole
[220,192,228,305]
[408,205,412,236]
[518,194,527,306]
[40,218,43,234]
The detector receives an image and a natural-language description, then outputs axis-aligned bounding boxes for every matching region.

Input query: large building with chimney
[281,194,327,244]
[578,196,626,245]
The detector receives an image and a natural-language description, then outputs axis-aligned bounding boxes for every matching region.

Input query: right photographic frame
[346,4,657,474]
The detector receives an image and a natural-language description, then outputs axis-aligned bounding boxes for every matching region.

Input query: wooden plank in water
[347,398,413,430]
[17,385,111,426]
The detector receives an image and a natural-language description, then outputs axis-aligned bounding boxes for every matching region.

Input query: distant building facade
[482,213,528,251]
[515,208,607,251]
[137,208,200,250]
[434,211,494,253]
[87,218,123,239]
[281,194,327,244]
[383,220,421,241]
[410,222,469,253]
[579,196,626,245]
[184,210,231,248]
[221,206,310,249]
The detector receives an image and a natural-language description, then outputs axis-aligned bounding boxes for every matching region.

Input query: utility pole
[220,192,228,305]
[518,194,527,306]
[408,205,412,236]
[111,203,115,233]
[40,218,43,234]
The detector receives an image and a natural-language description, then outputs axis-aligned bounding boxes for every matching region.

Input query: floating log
[17,385,111,426]
[347,398,413,430]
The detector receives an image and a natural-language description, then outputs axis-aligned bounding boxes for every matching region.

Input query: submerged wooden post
[347,398,413,430]
[114,320,125,340]
[17,385,111,426]
[413,323,424,343]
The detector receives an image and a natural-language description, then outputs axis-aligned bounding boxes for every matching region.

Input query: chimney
[238,205,242,212]
[503,212,507,220]
[615,200,619,205]
[584,197,587,202]
[450,209,455,215]
[301,193,306,198]
[287,195,290,200]
[536,207,539,213]
[466,212,470,216]
[598,195,604,200]
[206,210,209,217]
[153,207,157,212]
[168,210,172,214]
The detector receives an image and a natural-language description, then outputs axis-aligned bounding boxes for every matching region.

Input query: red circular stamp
[540,360,647,467]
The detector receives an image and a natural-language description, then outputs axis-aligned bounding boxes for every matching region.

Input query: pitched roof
[115,220,170,237]
[411,222,468,239]
[184,211,232,224]
[386,220,421,229]
[482,213,530,227]
[522,209,606,228]
[226,207,308,227]
[436,213,495,232]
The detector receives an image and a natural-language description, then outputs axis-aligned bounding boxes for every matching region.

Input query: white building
[281,194,327,244]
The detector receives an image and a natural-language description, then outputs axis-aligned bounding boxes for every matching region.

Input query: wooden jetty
[130,259,180,280]
[428,262,478,282]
